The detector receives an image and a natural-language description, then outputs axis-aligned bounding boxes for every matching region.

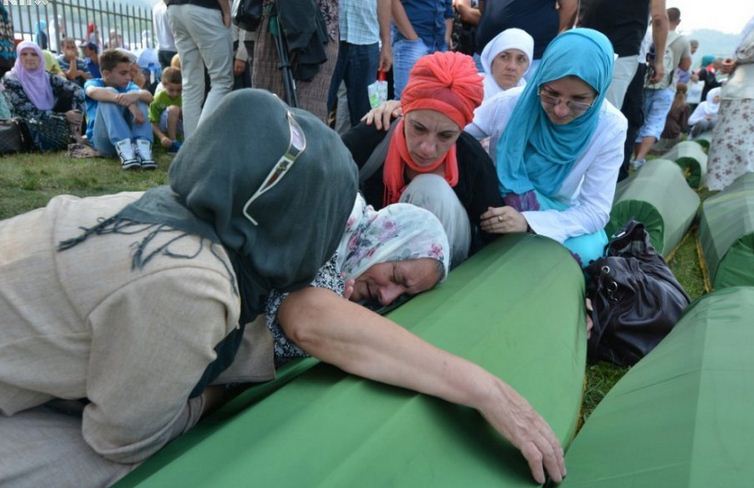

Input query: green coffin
[692,133,712,151]
[118,234,587,487]
[607,159,700,256]
[661,140,708,189]
[698,172,754,289]
[561,286,754,487]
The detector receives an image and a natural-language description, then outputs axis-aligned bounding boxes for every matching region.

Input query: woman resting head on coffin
[0,89,564,487]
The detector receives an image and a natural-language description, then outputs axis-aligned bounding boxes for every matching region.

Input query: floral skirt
[504,190,608,267]
[706,98,754,191]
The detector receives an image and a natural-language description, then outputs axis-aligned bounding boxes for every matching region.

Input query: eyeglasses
[537,86,595,117]
[243,111,307,225]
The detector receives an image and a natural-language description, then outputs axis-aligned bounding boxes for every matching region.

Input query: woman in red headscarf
[342,51,502,268]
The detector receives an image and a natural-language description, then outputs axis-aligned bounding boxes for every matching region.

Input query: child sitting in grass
[149,67,182,152]
[84,49,155,170]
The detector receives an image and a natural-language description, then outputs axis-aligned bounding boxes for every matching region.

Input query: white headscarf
[480,28,534,99]
[336,194,450,281]
[702,87,721,116]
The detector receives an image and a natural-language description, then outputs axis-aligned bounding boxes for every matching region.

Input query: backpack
[644,32,681,90]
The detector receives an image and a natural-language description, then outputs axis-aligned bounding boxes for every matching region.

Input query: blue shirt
[392,0,453,51]
[84,58,101,79]
[84,78,140,139]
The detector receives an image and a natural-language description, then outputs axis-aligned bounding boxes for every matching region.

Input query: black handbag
[232,0,264,32]
[0,117,32,154]
[585,220,690,366]
[26,114,71,151]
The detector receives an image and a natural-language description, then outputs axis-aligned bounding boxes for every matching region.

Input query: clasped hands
[480,206,529,234]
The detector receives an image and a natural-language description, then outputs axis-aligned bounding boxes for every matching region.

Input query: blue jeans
[392,38,434,99]
[91,101,153,157]
[328,41,379,127]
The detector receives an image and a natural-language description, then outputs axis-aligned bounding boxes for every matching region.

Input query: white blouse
[466,87,628,243]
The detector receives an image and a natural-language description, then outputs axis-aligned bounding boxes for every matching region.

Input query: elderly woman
[467,28,627,266]
[1,41,84,150]
[267,193,450,365]
[480,27,534,99]
[0,89,564,487]
[344,51,503,267]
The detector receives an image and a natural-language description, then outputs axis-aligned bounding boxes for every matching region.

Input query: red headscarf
[383,52,483,205]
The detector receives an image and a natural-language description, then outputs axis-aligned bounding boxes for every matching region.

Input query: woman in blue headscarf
[466,28,627,266]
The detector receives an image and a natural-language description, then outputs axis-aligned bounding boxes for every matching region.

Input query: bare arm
[377,0,393,71]
[649,0,668,83]
[86,85,123,103]
[279,287,566,485]
[454,0,481,25]
[218,0,231,26]
[557,0,579,31]
[391,0,419,40]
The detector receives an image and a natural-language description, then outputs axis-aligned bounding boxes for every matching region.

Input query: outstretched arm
[278,287,566,485]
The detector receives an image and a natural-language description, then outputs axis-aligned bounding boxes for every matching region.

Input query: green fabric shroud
[699,172,754,289]
[661,140,708,189]
[562,287,754,488]
[607,158,699,256]
[117,234,587,488]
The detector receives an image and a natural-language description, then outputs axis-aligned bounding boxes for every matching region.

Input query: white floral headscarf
[336,194,450,281]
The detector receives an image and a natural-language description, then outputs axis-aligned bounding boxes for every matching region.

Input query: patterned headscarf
[336,194,450,281]
[10,41,54,110]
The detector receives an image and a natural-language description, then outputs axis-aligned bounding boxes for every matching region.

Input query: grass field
[0,148,709,428]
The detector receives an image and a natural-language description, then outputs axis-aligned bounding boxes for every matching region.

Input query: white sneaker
[134,139,156,170]
[114,139,139,170]
[630,158,646,171]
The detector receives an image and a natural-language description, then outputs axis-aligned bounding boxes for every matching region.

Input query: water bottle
[368,70,388,109]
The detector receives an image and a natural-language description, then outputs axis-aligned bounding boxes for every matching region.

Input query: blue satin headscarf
[495,28,614,197]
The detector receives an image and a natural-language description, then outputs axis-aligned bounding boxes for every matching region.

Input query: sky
[667,0,754,35]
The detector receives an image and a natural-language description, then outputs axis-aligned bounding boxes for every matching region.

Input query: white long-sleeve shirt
[465,87,627,243]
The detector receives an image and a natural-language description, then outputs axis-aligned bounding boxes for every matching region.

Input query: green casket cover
[698,172,754,289]
[561,286,754,487]
[661,140,708,189]
[118,234,587,487]
[607,159,699,256]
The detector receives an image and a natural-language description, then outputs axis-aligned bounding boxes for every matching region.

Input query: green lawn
[0,150,171,219]
[0,149,709,429]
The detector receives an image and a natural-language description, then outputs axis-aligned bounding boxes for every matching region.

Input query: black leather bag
[585,220,690,366]
[232,0,264,32]
[0,117,32,154]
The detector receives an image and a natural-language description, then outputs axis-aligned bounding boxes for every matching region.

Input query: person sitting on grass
[1,41,84,151]
[82,41,101,79]
[688,86,721,138]
[84,49,155,170]
[149,66,182,153]
[56,38,91,87]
